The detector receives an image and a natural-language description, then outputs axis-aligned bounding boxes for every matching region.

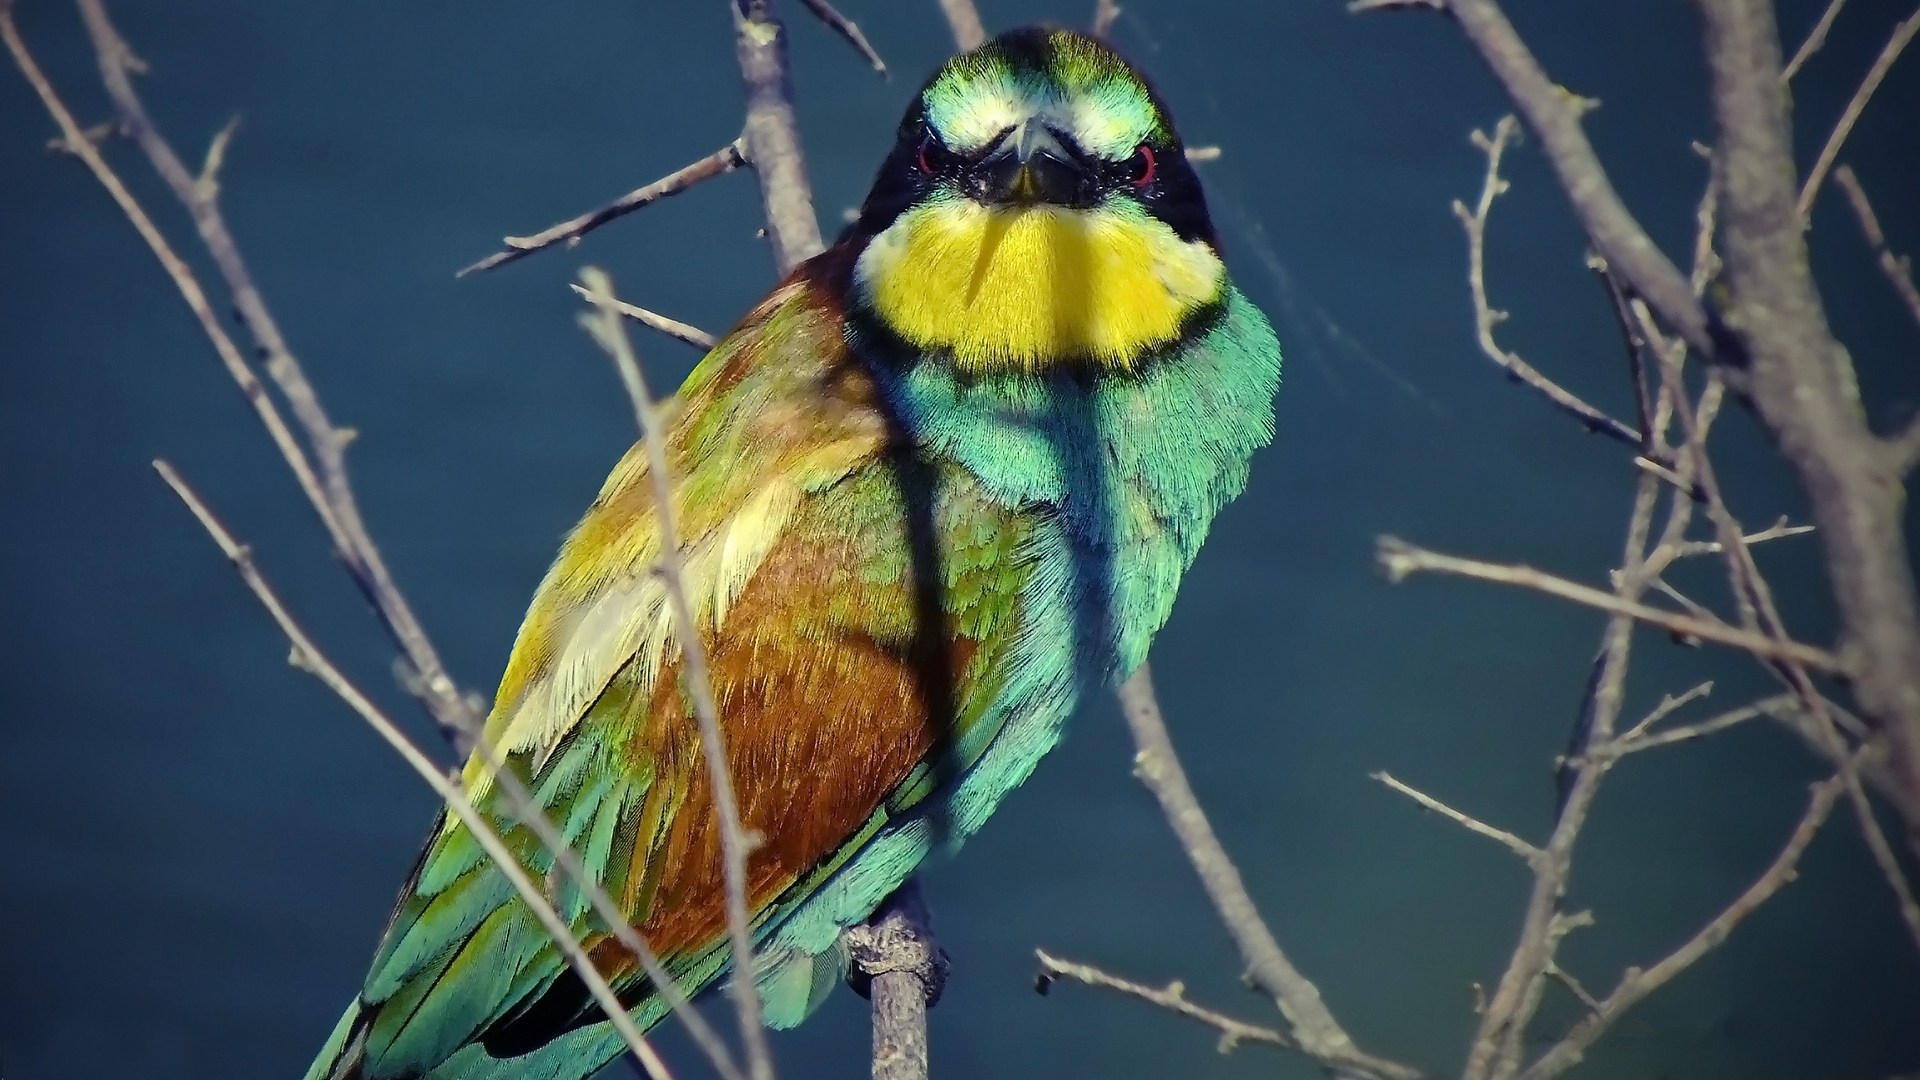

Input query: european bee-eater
[308,26,1280,1080]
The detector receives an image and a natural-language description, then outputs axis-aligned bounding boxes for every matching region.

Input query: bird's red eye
[918,136,934,175]
[1131,143,1157,188]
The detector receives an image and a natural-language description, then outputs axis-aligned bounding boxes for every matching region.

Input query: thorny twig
[578,269,776,1080]
[1034,950,1289,1055]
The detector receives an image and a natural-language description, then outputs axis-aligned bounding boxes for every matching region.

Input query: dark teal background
[3,1,1918,1076]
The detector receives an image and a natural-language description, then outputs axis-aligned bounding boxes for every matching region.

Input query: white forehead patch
[925,74,1152,161]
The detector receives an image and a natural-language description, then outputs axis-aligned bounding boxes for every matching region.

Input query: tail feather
[304,998,370,1080]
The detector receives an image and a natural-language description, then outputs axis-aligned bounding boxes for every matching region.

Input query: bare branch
[1783,0,1848,80]
[1375,536,1845,672]
[1832,164,1920,330]
[151,461,681,1080]
[56,0,482,749]
[458,139,749,277]
[1517,775,1845,1080]
[567,284,718,351]
[1117,665,1421,1080]
[937,0,986,51]
[578,269,775,1080]
[1092,0,1121,39]
[1617,680,1716,742]
[1034,950,1290,1055]
[1796,3,1920,218]
[1454,116,1643,448]
[733,0,825,275]
[1616,696,1775,754]
[1670,515,1815,558]
[1371,771,1542,863]
[1359,0,1716,357]
[795,0,887,76]
[1633,288,1920,954]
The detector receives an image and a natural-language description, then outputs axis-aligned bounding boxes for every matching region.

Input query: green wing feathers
[309,279,1036,1080]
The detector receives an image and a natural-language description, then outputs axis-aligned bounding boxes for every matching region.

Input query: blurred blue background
[3,0,1918,1077]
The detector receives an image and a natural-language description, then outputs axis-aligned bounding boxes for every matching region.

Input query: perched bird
[309,26,1280,1080]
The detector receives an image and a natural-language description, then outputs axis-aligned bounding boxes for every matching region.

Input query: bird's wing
[313,272,1032,1080]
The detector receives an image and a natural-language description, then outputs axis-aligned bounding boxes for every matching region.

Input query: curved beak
[977,119,1087,206]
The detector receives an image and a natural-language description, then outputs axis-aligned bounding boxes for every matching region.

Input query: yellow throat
[853,196,1225,373]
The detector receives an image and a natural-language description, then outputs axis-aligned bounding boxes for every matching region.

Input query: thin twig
[1371,771,1542,863]
[65,0,483,750]
[1455,116,1642,448]
[1796,3,1920,218]
[1670,516,1815,558]
[937,0,986,51]
[568,284,718,351]
[1034,950,1289,1055]
[1612,695,1779,755]
[1617,681,1715,742]
[1117,665,1422,1080]
[1543,962,1601,1015]
[1782,0,1848,80]
[1632,296,1920,953]
[1466,466,1666,1080]
[1517,775,1845,1080]
[1831,164,1920,328]
[578,269,775,1080]
[13,8,748,1076]
[1358,0,1717,358]
[151,460,680,1080]
[1375,536,1844,672]
[796,0,888,75]
[458,139,749,277]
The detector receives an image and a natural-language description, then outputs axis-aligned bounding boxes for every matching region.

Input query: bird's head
[848,27,1223,375]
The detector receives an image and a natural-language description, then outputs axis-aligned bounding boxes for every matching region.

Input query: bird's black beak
[975,120,1088,206]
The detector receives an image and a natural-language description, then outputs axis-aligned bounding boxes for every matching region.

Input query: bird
[307,25,1280,1080]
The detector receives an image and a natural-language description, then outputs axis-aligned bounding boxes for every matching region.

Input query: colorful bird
[308,26,1280,1080]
